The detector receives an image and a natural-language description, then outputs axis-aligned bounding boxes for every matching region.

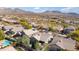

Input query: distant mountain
[0,8,35,15]
[43,11,61,13]
[39,10,79,18]
[41,10,79,15]
[67,12,78,15]
[0,8,79,18]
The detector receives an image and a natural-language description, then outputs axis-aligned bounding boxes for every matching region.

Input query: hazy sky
[19,7,79,13]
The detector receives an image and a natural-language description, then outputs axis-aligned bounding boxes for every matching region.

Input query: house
[50,35,76,50]
[0,25,4,29]
[2,18,19,24]
[32,32,53,43]
[30,22,38,28]
[23,28,39,37]
[1,25,24,34]
[61,26,76,34]
[64,20,71,24]
[0,26,13,31]
[48,44,63,51]
[55,25,64,32]
[73,21,79,24]
[12,26,24,32]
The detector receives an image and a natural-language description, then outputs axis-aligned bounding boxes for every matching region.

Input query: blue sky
[19,7,79,14]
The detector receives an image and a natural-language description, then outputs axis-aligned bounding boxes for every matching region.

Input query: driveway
[0,45,16,51]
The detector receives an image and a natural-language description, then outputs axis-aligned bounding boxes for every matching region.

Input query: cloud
[34,7,40,10]
[60,7,75,13]
[33,7,46,13]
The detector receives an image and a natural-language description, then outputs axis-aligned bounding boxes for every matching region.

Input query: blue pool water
[2,40,11,47]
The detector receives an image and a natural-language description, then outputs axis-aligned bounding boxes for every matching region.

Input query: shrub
[67,30,79,42]
[0,30,5,41]
[42,43,49,51]
[20,19,32,29]
[22,35,30,46]
[34,41,41,50]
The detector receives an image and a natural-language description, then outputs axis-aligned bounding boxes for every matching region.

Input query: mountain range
[0,8,79,18]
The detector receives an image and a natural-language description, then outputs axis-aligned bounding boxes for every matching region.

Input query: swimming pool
[2,40,11,47]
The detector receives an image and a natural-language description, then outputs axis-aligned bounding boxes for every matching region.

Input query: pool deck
[0,45,16,51]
